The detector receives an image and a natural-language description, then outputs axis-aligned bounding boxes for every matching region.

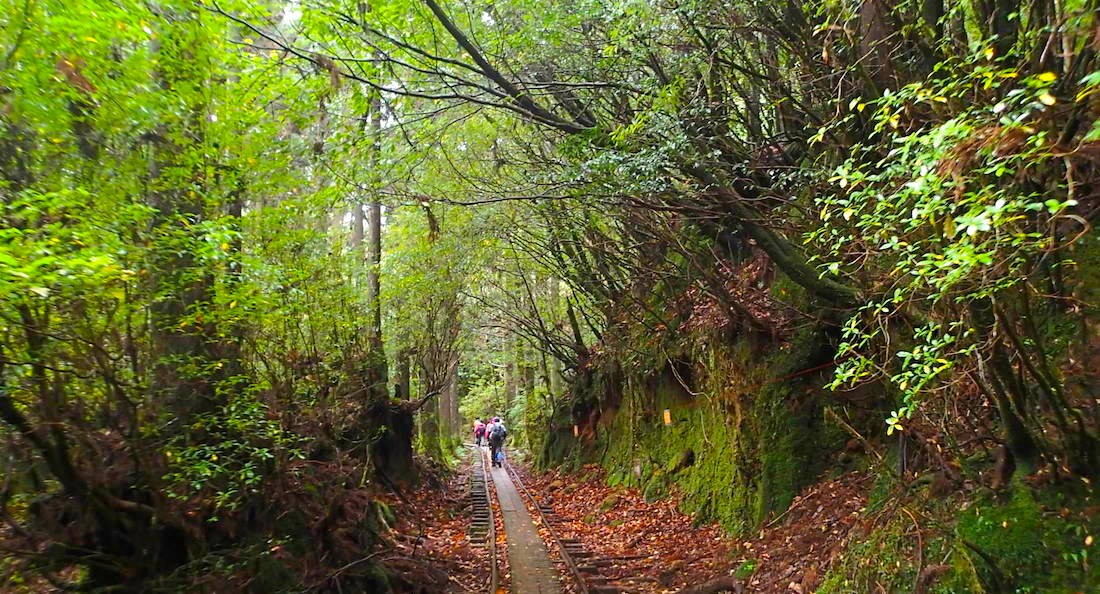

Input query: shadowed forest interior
[1,0,1099,592]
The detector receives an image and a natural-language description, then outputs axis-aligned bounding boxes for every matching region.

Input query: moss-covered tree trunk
[418,366,444,461]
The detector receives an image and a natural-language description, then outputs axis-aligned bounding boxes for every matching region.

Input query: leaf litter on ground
[514,463,869,593]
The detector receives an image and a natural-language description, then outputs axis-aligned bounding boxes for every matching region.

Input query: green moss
[374,500,396,530]
[539,240,1100,593]
[752,382,813,521]
[953,485,1099,593]
[537,405,576,468]
[820,484,1100,594]
[361,563,392,593]
[816,517,918,594]
[598,493,621,513]
[733,559,758,579]
[1069,233,1100,315]
[565,324,843,535]
[957,487,1048,582]
[865,460,900,512]
[643,479,666,502]
[666,448,695,474]
[932,543,987,594]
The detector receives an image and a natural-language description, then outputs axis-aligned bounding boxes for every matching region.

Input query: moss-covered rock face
[553,324,845,534]
[946,485,1099,593]
[538,403,578,470]
[818,481,1100,594]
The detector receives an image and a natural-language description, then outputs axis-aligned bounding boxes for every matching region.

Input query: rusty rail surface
[467,445,498,593]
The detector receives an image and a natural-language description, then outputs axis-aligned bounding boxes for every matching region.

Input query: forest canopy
[1,0,1098,591]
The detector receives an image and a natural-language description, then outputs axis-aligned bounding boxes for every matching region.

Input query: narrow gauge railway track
[504,460,625,594]
[467,445,499,593]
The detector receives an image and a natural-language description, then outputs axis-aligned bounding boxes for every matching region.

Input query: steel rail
[467,445,499,594]
[503,458,590,594]
[483,448,499,594]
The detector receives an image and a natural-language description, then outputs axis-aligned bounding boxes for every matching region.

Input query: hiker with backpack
[473,418,486,447]
[484,416,497,441]
[487,417,508,467]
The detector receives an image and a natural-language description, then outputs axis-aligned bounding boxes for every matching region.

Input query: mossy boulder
[598,493,621,514]
[643,479,667,502]
[819,484,1100,594]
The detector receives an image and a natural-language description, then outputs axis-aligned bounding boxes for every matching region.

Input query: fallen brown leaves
[738,472,870,593]
[517,464,869,594]
[382,456,494,593]
[520,464,732,593]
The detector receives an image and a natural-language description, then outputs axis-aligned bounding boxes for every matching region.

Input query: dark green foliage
[3,0,1099,590]
[950,486,1099,593]
[819,483,1100,594]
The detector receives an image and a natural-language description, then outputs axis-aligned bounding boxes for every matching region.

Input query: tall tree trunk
[366,198,383,353]
[549,278,564,398]
[445,355,459,448]
[503,332,517,416]
[397,348,417,445]
[419,366,444,460]
[970,299,1041,476]
[437,367,451,448]
[521,340,535,397]
[355,81,413,483]
[922,0,944,41]
[351,203,364,248]
[148,15,230,425]
[859,0,896,90]
[365,86,384,355]
[396,348,411,400]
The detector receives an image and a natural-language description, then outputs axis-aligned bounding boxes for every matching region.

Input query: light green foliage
[0,188,148,314]
[0,0,402,588]
[811,56,1094,432]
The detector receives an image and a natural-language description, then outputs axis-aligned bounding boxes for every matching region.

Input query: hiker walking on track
[488,417,508,467]
[484,416,497,443]
[473,418,486,446]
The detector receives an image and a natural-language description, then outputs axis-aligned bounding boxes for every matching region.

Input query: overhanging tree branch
[420,0,591,134]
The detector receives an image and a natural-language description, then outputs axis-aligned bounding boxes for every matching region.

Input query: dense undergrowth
[542,262,1099,591]
[3,0,1100,591]
[521,1,1100,589]
[0,2,416,590]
